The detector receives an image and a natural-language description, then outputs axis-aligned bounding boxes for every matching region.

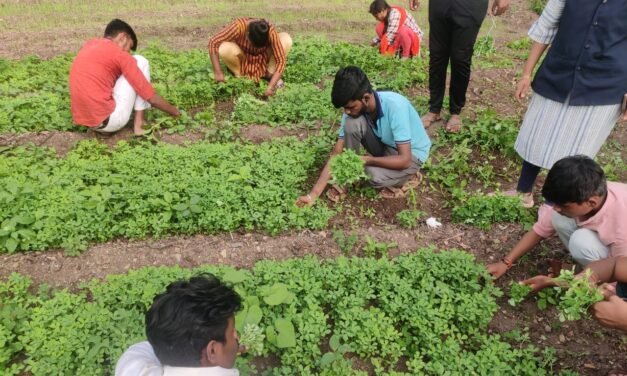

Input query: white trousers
[552,212,609,266]
[98,55,152,133]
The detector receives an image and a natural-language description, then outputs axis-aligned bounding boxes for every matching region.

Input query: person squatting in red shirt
[69,19,180,135]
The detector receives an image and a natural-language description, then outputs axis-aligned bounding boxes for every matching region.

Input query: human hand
[409,0,419,11]
[264,87,275,97]
[486,261,508,279]
[214,71,225,83]
[295,193,316,207]
[490,0,510,16]
[515,75,532,102]
[521,275,556,292]
[592,295,627,332]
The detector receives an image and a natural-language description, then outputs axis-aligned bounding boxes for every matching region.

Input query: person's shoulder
[608,182,627,202]
[379,91,412,107]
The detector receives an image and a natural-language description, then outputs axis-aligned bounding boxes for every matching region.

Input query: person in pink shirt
[69,19,180,135]
[487,155,627,279]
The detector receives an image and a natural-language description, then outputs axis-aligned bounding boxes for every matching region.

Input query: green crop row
[0,38,427,134]
[0,249,562,375]
[0,137,333,254]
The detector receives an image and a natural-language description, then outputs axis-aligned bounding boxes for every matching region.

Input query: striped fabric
[372,8,423,45]
[514,93,620,169]
[528,0,564,44]
[208,18,286,81]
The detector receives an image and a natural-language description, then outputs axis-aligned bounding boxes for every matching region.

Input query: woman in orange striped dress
[208,18,292,97]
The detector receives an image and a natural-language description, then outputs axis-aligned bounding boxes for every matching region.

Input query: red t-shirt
[69,38,156,127]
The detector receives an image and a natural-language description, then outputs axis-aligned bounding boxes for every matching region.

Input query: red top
[69,38,156,127]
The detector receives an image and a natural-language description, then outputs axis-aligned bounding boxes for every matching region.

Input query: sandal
[379,186,407,199]
[326,185,347,203]
[445,115,463,133]
[421,112,442,128]
[402,171,423,192]
[489,189,535,209]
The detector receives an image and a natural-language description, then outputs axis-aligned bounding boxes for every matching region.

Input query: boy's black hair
[331,66,373,108]
[248,19,270,48]
[542,155,607,205]
[146,274,242,367]
[369,0,391,15]
[104,19,138,51]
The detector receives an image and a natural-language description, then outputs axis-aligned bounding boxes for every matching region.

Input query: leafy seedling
[330,149,367,186]
[240,324,265,356]
[507,281,533,306]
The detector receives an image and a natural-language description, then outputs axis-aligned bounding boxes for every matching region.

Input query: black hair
[248,19,270,48]
[369,0,391,15]
[331,66,373,108]
[146,274,242,367]
[542,155,607,205]
[104,19,138,51]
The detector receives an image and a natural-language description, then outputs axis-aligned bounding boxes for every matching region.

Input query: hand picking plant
[508,281,533,306]
[329,149,367,186]
[536,269,604,321]
[239,324,265,356]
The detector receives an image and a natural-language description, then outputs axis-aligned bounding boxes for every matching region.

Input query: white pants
[98,55,152,133]
[552,212,609,266]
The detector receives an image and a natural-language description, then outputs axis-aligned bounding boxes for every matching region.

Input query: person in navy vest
[503,0,627,208]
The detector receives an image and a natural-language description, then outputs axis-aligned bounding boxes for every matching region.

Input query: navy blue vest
[532,0,627,106]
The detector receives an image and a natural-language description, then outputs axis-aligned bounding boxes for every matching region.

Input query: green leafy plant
[362,235,397,258]
[239,324,265,356]
[536,269,604,321]
[329,149,367,186]
[332,230,359,255]
[508,281,533,306]
[452,193,535,230]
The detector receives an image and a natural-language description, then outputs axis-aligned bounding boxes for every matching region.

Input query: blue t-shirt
[338,91,431,163]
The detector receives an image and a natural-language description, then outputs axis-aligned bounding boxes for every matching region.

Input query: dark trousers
[428,0,488,115]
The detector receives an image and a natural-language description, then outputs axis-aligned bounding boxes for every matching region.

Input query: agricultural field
[1,0,626,375]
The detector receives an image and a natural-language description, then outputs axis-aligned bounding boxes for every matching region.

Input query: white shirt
[115,341,240,376]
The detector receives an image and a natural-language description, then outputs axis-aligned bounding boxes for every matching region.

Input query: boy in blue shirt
[297,66,430,205]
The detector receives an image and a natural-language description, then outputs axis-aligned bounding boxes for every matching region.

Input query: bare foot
[133,110,146,136]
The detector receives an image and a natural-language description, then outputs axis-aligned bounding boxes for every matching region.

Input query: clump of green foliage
[329,149,367,186]
[451,193,535,230]
[396,189,425,229]
[239,324,265,356]
[0,249,560,375]
[508,281,534,306]
[529,0,547,14]
[0,139,332,254]
[536,269,604,322]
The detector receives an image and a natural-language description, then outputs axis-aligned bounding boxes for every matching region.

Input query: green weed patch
[1,249,558,375]
[0,138,332,254]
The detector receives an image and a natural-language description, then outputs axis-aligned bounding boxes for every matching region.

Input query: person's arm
[487,230,544,279]
[515,41,549,102]
[208,19,243,83]
[295,139,345,206]
[593,296,627,332]
[384,9,401,45]
[585,257,627,285]
[363,142,413,170]
[148,94,180,118]
[490,0,510,16]
[265,28,288,97]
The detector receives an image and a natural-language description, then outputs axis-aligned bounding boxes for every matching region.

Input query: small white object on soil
[426,217,442,228]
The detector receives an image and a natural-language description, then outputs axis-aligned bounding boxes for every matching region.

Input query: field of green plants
[1,1,626,373]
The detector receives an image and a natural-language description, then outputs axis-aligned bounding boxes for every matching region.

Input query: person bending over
[487,155,627,279]
[369,0,423,59]
[115,275,242,376]
[296,66,431,204]
[69,19,180,135]
[208,18,292,97]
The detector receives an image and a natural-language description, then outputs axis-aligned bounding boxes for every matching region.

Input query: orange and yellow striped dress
[208,18,287,81]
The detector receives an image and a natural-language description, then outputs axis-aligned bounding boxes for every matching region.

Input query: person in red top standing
[369,0,423,59]
[69,19,180,135]
[208,18,292,97]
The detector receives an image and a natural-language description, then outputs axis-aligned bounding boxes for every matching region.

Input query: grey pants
[343,115,421,188]
[551,212,609,266]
